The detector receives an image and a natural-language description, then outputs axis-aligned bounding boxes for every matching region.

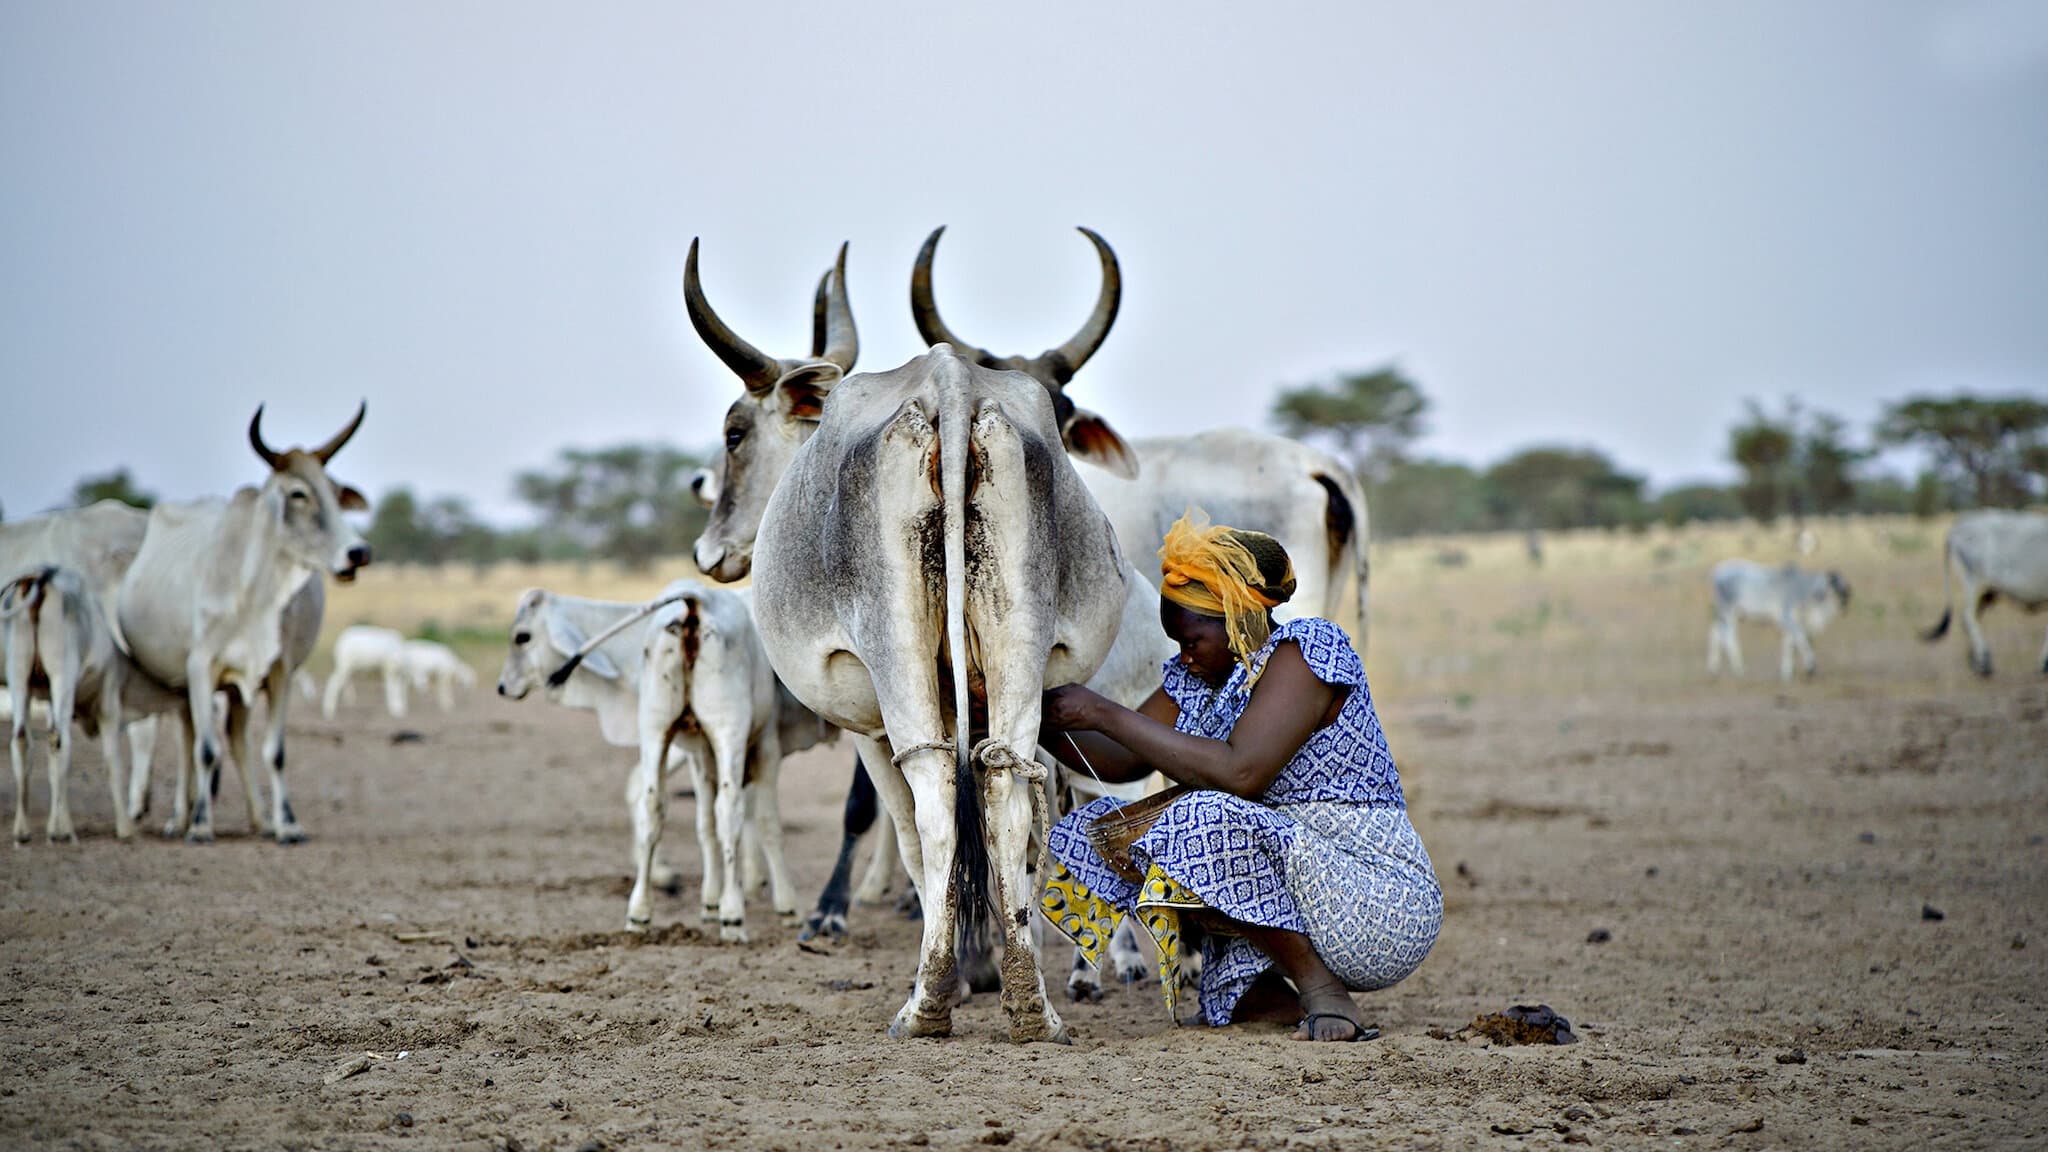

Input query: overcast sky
[4,1,2044,522]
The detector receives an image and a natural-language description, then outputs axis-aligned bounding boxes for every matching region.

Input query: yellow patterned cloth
[1157,511,1296,671]
[1042,860,1227,1022]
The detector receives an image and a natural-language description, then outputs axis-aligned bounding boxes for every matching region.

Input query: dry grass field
[3,513,2044,1150]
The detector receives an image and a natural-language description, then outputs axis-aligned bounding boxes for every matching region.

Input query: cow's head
[247,403,372,582]
[495,588,620,700]
[909,226,1138,480]
[1805,570,1852,632]
[685,239,859,582]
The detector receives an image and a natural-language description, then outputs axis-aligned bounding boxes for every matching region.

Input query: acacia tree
[1483,446,1648,531]
[1270,366,1428,482]
[1876,395,2048,509]
[513,443,709,569]
[1728,401,1797,523]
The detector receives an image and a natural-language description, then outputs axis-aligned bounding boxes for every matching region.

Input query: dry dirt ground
[3,672,2043,1151]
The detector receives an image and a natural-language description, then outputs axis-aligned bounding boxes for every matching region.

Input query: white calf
[401,640,474,711]
[498,581,800,937]
[1708,560,1851,681]
[322,625,409,719]
[2,567,185,842]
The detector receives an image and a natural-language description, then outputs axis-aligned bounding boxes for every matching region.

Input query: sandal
[1296,1012,1379,1042]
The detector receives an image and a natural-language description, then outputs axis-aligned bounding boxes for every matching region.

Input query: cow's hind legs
[978,741,1068,1043]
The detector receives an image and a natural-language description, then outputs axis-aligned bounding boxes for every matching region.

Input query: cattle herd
[4,228,2046,1046]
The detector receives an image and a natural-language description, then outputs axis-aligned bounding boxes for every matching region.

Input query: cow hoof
[776,908,801,928]
[184,827,215,845]
[275,825,307,845]
[625,916,651,934]
[887,1011,952,1039]
[719,921,749,944]
[1115,961,1151,985]
[799,912,848,943]
[13,829,30,846]
[1009,1017,1072,1045]
[698,906,719,924]
[160,819,182,839]
[1066,980,1103,1004]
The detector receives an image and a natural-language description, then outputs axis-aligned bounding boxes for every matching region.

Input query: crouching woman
[1040,513,1441,1042]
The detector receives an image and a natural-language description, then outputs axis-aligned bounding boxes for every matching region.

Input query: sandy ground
[2,676,2044,1151]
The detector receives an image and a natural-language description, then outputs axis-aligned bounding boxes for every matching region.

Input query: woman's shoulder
[1268,617,1364,684]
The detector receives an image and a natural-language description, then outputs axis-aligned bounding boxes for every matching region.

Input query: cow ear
[1063,408,1138,480]
[543,610,621,680]
[776,363,841,422]
[336,484,370,512]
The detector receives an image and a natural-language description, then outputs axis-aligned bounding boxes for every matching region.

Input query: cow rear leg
[802,754,874,941]
[225,693,269,838]
[685,751,722,926]
[2037,625,2048,676]
[978,740,1067,1044]
[181,671,218,844]
[7,685,30,846]
[710,730,751,942]
[125,717,157,821]
[746,745,800,926]
[625,740,671,932]
[1963,585,1995,677]
[43,684,77,844]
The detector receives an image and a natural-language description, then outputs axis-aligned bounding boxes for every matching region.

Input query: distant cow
[1707,560,1851,681]
[2,567,186,842]
[323,625,409,719]
[120,405,370,843]
[402,640,474,711]
[1921,510,2048,677]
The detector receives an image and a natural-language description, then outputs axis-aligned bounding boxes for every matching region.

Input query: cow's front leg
[98,699,136,841]
[258,663,303,842]
[625,738,671,932]
[160,709,194,838]
[856,802,901,906]
[125,717,157,821]
[182,661,219,844]
[225,691,268,838]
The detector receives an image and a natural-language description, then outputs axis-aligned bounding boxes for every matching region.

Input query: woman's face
[1160,598,1235,686]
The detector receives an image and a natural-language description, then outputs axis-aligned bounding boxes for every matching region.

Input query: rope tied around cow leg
[972,738,1053,883]
[889,740,956,767]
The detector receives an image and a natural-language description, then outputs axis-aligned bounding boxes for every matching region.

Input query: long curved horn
[810,270,830,359]
[683,238,780,394]
[248,405,284,468]
[908,227,995,362]
[311,400,367,464]
[817,241,858,374]
[1038,226,1121,384]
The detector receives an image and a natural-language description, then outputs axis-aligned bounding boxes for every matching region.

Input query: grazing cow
[403,640,475,711]
[497,581,828,935]
[1921,510,2048,677]
[910,227,1371,644]
[1707,560,1851,681]
[119,405,370,843]
[687,239,1132,1043]
[323,625,410,718]
[2,567,186,842]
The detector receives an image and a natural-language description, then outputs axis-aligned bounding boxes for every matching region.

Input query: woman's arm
[1050,642,1339,799]
[1041,686,1179,785]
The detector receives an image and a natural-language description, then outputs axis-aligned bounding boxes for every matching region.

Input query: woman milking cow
[1040,511,1442,1043]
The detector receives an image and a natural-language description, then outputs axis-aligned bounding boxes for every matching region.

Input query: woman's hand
[1042,683,1107,732]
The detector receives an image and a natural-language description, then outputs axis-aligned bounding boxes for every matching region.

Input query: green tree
[365,487,433,563]
[1728,401,1797,523]
[1876,395,2048,508]
[1270,366,1428,482]
[1797,412,1866,515]
[70,468,155,510]
[1655,483,1744,527]
[513,443,708,569]
[1483,446,1647,531]
[1370,458,1492,537]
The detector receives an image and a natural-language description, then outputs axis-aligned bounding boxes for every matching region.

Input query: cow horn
[247,405,284,469]
[311,400,367,464]
[817,241,858,374]
[809,269,830,359]
[684,238,781,394]
[908,226,997,364]
[1035,226,1121,386]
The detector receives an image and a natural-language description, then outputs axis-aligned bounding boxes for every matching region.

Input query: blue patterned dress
[1045,617,1442,1026]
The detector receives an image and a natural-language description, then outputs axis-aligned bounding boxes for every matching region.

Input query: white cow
[119,404,370,843]
[1707,559,1851,681]
[403,639,475,711]
[496,581,827,936]
[0,501,163,789]
[1921,510,2048,677]
[322,625,410,718]
[687,238,1130,1044]
[910,227,1371,644]
[2,566,186,842]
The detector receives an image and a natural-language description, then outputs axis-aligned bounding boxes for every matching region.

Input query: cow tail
[544,590,692,687]
[1921,532,1956,643]
[938,392,996,961]
[0,566,55,622]
[1313,471,1368,649]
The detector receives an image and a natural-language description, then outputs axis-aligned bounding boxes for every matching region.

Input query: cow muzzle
[333,543,372,583]
[693,539,751,583]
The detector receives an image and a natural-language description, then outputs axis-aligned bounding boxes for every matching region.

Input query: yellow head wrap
[1158,509,1297,669]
